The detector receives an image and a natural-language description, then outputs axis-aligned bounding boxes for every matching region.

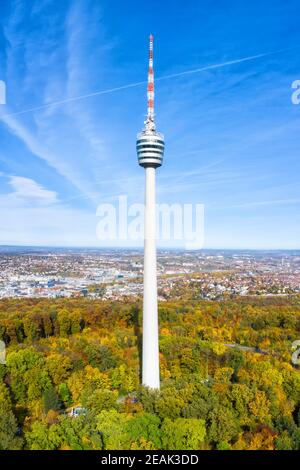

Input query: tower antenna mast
[146,33,155,131]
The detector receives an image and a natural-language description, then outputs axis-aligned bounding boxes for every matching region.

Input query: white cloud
[8,175,58,204]
[0,172,58,206]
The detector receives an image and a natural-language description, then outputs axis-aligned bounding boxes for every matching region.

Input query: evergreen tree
[43,386,61,414]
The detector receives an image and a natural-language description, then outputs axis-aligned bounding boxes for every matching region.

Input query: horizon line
[0,243,299,252]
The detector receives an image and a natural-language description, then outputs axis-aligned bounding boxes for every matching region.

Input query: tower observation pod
[136,34,164,390]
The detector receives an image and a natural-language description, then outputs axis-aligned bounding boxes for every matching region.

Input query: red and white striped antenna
[146,33,155,131]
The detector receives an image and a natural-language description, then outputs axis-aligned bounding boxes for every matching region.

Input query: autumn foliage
[0,296,300,450]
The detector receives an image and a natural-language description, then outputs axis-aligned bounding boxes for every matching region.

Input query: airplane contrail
[0,47,295,119]
[155,48,287,81]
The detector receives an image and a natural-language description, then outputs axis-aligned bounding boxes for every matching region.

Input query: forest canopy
[0,296,300,450]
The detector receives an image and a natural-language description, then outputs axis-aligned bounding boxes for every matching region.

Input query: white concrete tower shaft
[136,34,165,389]
[142,166,160,388]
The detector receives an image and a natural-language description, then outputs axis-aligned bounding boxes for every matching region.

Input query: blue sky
[0,0,299,249]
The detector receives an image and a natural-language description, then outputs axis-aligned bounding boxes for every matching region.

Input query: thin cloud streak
[232,198,300,208]
[0,112,100,203]
[0,46,295,119]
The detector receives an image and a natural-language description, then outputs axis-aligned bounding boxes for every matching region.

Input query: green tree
[96,410,131,450]
[26,413,101,450]
[183,384,219,420]
[25,421,61,450]
[81,387,118,414]
[58,383,72,407]
[208,405,240,446]
[275,430,295,450]
[137,386,160,414]
[161,418,206,450]
[155,388,185,419]
[43,386,61,414]
[58,413,101,450]
[125,413,161,449]
[84,343,118,372]
[0,410,23,450]
[0,383,23,450]
[46,353,73,386]
[57,309,72,337]
[0,364,7,382]
[7,348,51,403]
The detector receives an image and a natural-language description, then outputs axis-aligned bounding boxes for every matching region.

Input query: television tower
[136,34,165,389]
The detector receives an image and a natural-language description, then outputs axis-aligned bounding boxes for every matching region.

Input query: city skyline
[0,0,300,249]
